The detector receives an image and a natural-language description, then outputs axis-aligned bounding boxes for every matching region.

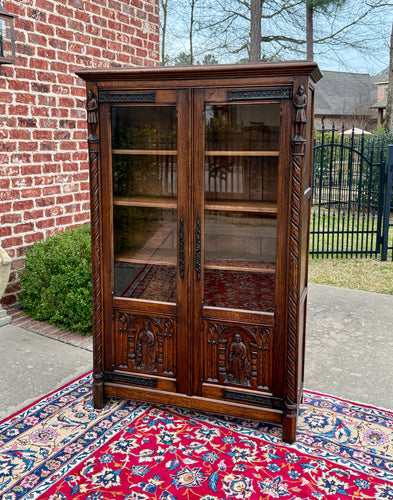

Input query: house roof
[373,67,388,84]
[370,67,388,109]
[370,95,387,109]
[315,70,377,117]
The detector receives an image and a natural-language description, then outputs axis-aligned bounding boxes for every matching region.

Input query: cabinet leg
[92,372,106,409]
[282,412,297,444]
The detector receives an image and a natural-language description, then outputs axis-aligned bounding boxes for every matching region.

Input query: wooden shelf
[114,196,177,209]
[205,199,277,214]
[205,257,275,273]
[115,248,176,266]
[115,253,275,273]
[113,150,278,157]
[113,196,276,214]
[205,151,279,157]
[113,149,177,155]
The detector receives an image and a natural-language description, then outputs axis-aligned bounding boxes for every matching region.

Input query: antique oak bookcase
[77,62,321,443]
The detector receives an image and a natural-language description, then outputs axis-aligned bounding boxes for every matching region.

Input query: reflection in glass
[112,106,177,150]
[205,103,280,151]
[205,211,276,265]
[204,103,280,313]
[115,262,177,302]
[113,207,177,302]
[204,269,275,313]
[112,105,178,303]
[204,211,276,312]
[113,154,177,199]
[205,156,277,203]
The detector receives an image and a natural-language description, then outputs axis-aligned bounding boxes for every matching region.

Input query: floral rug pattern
[0,373,392,499]
[122,263,275,312]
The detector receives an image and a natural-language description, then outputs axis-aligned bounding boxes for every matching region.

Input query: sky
[162,0,393,77]
[313,2,393,76]
[317,47,389,77]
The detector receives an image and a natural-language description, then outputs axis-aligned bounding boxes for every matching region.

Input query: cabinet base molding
[104,372,158,388]
[223,389,284,409]
[104,383,284,425]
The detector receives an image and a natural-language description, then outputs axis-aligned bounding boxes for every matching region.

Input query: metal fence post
[381,144,393,261]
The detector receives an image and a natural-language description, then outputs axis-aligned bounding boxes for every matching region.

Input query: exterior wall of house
[314,116,363,130]
[0,0,159,306]
[314,113,377,132]
[376,81,388,103]
[374,82,388,126]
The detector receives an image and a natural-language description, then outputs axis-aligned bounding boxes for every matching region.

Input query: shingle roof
[370,95,387,109]
[373,67,388,84]
[315,70,377,116]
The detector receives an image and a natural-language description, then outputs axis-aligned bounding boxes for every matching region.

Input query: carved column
[86,88,105,408]
[283,84,307,443]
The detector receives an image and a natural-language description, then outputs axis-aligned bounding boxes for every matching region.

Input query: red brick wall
[0,0,159,305]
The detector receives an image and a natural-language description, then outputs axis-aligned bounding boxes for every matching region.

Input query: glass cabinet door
[111,105,178,303]
[204,102,280,313]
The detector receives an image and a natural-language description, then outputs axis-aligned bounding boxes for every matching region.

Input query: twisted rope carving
[89,144,103,392]
[286,140,305,413]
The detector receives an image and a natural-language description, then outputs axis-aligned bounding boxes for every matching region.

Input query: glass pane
[112,105,178,303]
[204,211,276,312]
[205,103,280,151]
[112,106,177,150]
[113,154,177,199]
[204,103,279,313]
[205,156,277,203]
[205,211,276,265]
[113,206,177,301]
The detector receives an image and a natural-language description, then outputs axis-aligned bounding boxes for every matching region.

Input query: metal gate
[310,125,393,260]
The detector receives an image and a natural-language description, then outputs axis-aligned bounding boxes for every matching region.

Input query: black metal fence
[310,124,393,260]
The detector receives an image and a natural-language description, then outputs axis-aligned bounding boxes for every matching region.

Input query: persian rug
[122,263,275,311]
[1,373,392,500]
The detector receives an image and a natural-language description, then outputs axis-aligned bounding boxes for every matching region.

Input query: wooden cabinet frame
[77,62,321,443]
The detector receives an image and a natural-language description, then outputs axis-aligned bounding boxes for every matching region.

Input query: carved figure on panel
[294,84,307,140]
[227,334,250,386]
[136,320,156,371]
[86,89,98,141]
[207,324,218,344]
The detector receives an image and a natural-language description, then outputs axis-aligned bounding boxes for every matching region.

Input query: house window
[0,5,16,65]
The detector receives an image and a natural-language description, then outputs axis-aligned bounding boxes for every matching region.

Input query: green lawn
[308,207,393,294]
[308,258,393,295]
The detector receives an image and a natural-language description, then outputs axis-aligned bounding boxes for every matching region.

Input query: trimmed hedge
[20,225,93,335]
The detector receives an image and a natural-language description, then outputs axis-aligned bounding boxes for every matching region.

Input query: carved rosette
[205,322,272,390]
[114,312,175,376]
[286,84,308,416]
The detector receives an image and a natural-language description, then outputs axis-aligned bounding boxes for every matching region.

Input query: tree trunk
[385,23,393,132]
[250,0,262,62]
[306,3,314,61]
[160,0,168,66]
[189,0,195,64]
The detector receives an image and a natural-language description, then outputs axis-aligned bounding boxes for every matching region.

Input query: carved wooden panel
[99,91,156,103]
[227,86,293,101]
[285,83,308,417]
[114,311,175,376]
[86,88,104,407]
[205,322,272,391]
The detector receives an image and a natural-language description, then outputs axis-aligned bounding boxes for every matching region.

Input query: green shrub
[20,225,93,335]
